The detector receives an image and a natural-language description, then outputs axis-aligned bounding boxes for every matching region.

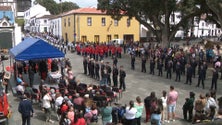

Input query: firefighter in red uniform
[104,46,108,58]
[100,47,104,61]
[111,46,116,59]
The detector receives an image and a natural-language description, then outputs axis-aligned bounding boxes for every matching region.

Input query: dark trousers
[166,71,171,79]
[150,68,154,75]
[183,107,193,121]
[185,75,192,84]
[107,75,111,85]
[192,68,196,78]
[113,76,118,87]
[22,115,31,125]
[124,118,136,125]
[197,77,204,89]
[135,117,141,125]
[141,64,146,73]
[131,62,135,70]
[211,78,217,90]
[175,72,180,81]
[83,66,87,74]
[158,69,162,76]
[119,79,125,90]
[95,71,100,80]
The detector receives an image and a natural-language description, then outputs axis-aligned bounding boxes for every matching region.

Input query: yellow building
[62,7,140,43]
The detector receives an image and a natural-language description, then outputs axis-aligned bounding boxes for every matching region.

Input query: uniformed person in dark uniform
[190,59,197,78]
[150,58,155,75]
[211,67,219,90]
[90,58,95,78]
[83,56,88,75]
[95,60,100,81]
[196,65,205,89]
[180,56,186,75]
[185,63,192,85]
[166,60,173,79]
[131,54,135,70]
[113,56,118,67]
[106,62,112,86]
[100,61,105,78]
[141,56,146,73]
[119,66,126,91]
[112,64,118,87]
[157,59,163,76]
[175,61,181,82]
[203,61,208,80]
[173,58,177,73]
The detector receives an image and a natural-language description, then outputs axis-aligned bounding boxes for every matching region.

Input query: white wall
[50,17,62,38]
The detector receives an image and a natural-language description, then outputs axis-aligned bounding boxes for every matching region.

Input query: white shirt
[124,107,137,120]
[55,96,64,107]
[205,97,218,112]
[16,84,24,93]
[161,96,167,107]
[42,94,52,109]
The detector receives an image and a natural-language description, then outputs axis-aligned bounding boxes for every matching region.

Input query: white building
[24,4,50,31]
[193,19,221,38]
[35,15,53,33]
[49,14,63,39]
[140,12,221,41]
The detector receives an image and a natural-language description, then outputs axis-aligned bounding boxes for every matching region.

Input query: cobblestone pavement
[5,49,222,125]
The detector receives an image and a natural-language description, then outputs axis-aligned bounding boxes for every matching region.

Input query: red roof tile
[0,6,12,11]
[65,7,106,16]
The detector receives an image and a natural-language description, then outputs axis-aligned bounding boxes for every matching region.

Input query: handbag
[3,72,10,80]
[2,80,7,85]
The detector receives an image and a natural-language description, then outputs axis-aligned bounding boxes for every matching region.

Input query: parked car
[111,39,124,45]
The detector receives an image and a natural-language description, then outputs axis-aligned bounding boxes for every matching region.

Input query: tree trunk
[161,33,170,48]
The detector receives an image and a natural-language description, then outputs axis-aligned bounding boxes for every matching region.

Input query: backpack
[91,112,98,122]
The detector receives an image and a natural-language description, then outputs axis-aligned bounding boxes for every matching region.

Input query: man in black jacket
[119,66,126,91]
[18,93,34,125]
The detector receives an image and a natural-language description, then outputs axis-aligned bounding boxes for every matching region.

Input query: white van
[111,39,124,45]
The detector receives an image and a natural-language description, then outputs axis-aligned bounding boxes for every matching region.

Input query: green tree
[60,2,79,13]
[97,0,206,47]
[206,0,222,28]
[36,0,59,14]
[36,0,79,15]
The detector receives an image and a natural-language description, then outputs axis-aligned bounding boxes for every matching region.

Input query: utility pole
[60,0,62,13]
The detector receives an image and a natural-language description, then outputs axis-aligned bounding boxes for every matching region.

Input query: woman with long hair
[124,100,137,125]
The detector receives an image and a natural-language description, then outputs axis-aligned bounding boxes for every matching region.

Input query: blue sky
[54,0,98,7]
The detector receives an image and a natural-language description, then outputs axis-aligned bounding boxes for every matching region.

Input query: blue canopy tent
[9,37,65,60]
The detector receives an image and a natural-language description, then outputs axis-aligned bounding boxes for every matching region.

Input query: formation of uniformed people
[76,43,122,61]
[82,55,126,91]
[128,43,222,91]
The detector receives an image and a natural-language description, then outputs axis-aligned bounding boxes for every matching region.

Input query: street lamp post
[60,0,62,13]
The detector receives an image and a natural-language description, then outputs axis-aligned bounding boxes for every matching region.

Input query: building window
[81,36,87,42]
[127,18,131,27]
[64,19,66,27]
[44,27,47,32]
[44,20,47,24]
[87,17,92,26]
[102,17,106,26]
[107,35,111,41]
[114,34,118,39]
[2,22,8,27]
[114,19,118,26]
[94,35,100,42]
[68,18,70,27]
